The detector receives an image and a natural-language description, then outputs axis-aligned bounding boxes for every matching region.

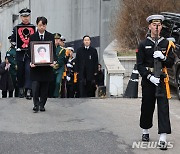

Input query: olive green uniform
[53,45,67,97]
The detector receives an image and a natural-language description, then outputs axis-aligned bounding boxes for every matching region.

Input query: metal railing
[0,0,13,7]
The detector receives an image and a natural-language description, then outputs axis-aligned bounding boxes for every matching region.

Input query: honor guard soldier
[65,47,77,98]
[11,8,35,99]
[136,14,175,150]
[53,33,69,98]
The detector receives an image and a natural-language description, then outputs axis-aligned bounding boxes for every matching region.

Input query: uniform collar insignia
[147,36,164,44]
[145,46,152,49]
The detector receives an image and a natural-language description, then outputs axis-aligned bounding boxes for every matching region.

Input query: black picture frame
[31,41,53,66]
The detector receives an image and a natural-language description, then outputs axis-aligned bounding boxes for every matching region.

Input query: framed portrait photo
[31,41,53,66]
[16,25,36,50]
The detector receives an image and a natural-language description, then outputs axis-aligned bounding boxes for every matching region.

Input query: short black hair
[8,36,11,40]
[83,35,91,40]
[36,16,48,25]
[37,46,46,53]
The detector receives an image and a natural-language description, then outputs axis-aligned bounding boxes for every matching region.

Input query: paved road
[0,95,180,154]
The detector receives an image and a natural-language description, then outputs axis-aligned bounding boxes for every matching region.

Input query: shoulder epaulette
[166,41,176,56]
[7,47,11,52]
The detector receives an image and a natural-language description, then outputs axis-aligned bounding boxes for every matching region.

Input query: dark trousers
[48,74,56,98]
[61,79,66,98]
[140,78,171,134]
[17,60,24,88]
[67,83,74,98]
[2,91,13,98]
[11,75,19,97]
[17,57,31,89]
[79,79,96,97]
[74,82,79,98]
[32,81,49,108]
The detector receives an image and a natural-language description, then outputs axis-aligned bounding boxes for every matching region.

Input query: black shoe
[26,90,32,100]
[33,106,39,113]
[19,88,24,98]
[26,94,32,100]
[40,107,45,112]
[19,93,24,98]
[142,134,149,142]
[158,141,167,150]
[26,95,32,100]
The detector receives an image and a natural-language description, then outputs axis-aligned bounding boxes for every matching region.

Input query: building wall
[0,0,29,58]
[31,0,100,40]
[100,0,120,65]
[0,0,120,62]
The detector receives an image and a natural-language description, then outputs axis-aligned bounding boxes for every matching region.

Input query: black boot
[158,141,167,150]
[26,89,32,100]
[142,134,149,142]
[19,88,24,98]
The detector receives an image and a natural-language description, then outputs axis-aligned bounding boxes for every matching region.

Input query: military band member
[136,14,175,150]
[11,8,35,99]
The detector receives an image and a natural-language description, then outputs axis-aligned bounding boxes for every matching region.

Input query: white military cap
[60,36,66,42]
[67,47,74,52]
[146,15,164,23]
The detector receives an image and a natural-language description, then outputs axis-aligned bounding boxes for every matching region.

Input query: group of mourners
[0,8,104,106]
[0,6,176,150]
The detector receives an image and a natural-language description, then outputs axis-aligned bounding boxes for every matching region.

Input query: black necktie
[40,35,43,41]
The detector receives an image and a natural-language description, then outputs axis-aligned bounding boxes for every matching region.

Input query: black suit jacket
[29,31,55,81]
[75,46,98,81]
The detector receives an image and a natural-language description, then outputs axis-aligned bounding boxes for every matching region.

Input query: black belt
[146,67,154,72]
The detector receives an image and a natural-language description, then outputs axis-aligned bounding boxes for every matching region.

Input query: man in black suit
[75,35,98,97]
[29,16,55,113]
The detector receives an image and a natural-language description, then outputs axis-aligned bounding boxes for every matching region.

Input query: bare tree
[113,0,180,50]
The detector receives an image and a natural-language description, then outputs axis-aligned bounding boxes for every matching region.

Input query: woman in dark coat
[95,64,104,87]
[0,57,14,97]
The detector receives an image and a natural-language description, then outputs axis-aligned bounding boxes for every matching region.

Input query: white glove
[30,62,36,68]
[5,63,11,70]
[66,76,71,81]
[16,48,21,51]
[149,75,160,86]
[153,51,165,60]
[66,63,73,68]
